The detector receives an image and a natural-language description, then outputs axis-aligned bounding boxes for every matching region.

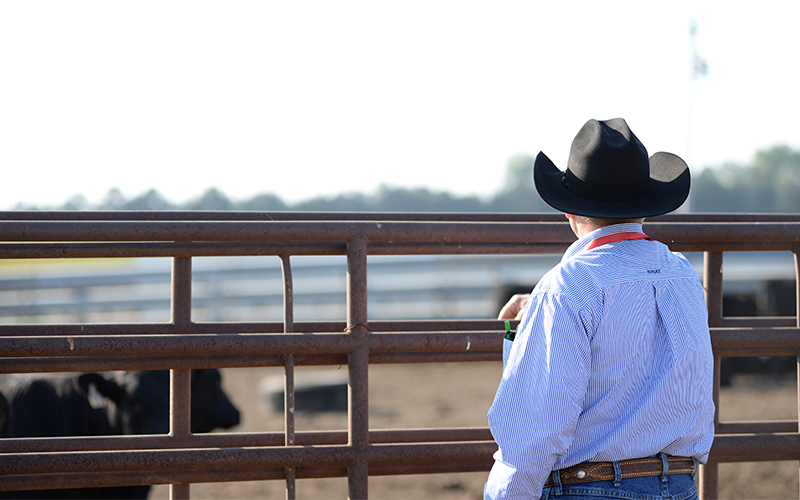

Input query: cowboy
[485,118,715,500]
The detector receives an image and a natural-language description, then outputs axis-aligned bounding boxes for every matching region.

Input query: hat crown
[564,118,651,201]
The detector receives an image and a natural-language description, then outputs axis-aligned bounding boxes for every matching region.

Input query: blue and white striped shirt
[485,223,715,500]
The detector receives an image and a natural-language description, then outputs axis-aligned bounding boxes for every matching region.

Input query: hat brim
[533,151,690,218]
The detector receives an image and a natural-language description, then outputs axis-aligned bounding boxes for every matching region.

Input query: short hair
[578,216,645,228]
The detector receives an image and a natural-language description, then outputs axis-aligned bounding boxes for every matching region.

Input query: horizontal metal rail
[1,211,799,223]
[4,432,798,478]
[1,220,800,247]
[0,327,797,364]
[0,212,798,500]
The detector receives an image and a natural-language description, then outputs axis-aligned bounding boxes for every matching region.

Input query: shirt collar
[562,222,645,262]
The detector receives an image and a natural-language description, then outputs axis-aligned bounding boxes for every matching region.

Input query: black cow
[0,369,240,499]
[0,390,9,438]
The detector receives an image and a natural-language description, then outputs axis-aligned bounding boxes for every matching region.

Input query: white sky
[1,1,798,209]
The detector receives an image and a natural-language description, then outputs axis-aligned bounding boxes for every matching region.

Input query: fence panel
[0,212,799,500]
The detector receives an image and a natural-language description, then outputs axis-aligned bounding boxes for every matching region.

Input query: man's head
[533,118,690,218]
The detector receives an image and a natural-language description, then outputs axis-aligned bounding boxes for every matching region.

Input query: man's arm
[486,292,590,499]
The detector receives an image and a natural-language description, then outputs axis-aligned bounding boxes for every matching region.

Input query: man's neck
[568,215,645,238]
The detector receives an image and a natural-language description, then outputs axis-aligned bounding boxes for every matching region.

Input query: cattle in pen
[0,390,9,438]
[0,369,240,499]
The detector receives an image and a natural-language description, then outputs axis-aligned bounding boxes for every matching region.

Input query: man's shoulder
[535,258,603,298]
[544,242,699,290]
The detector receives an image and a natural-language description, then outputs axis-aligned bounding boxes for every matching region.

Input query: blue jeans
[541,459,698,500]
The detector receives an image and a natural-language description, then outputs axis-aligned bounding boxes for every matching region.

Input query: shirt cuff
[485,457,541,500]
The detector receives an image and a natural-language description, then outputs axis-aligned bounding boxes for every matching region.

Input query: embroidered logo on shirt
[647,269,662,274]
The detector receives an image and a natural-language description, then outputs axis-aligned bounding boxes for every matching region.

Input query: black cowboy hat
[533,118,690,218]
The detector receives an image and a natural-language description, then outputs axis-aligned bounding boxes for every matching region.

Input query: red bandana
[585,232,651,252]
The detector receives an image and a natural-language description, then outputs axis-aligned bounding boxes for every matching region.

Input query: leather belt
[543,456,696,488]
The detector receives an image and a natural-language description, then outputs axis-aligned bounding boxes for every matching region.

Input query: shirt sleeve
[485,290,591,500]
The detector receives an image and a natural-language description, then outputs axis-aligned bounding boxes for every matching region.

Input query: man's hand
[497,294,530,320]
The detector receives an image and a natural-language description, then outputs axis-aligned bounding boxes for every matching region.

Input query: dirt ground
[150,364,799,500]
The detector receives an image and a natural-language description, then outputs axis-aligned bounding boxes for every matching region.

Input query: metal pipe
[795,248,800,498]
[0,441,497,477]
[171,257,192,328]
[710,433,800,461]
[0,445,359,476]
[3,240,798,260]
[347,235,370,499]
[3,220,800,245]
[0,331,502,358]
[700,251,723,500]
[0,210,568,222]
[0,220,577,243]
[9,432,800,496]
[170,483,190,500]
[170,370,192,443]
[280,252,297,500]
[3,211,800,223]
[717,421,799,434]
[0,319,511,336]
[0,427,495,454]
[170,257,193,497]
[11,325,799,360]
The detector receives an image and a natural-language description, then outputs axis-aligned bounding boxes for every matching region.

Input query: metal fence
[0,211,799,500]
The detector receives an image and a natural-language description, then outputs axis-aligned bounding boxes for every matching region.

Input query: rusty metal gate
[0,211,799,500]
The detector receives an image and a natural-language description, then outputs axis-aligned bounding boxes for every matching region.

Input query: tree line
[17,145,800,213]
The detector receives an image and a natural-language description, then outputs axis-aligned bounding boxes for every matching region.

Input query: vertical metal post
[171,257,193,329]
[170,257,192,500]
[794,249,800,499]
[170,369,192,442]
[284,353,296,500]
[169,483,190,500]
[346,236,370,500]
[280,252,297,500]
[699,251,722,500]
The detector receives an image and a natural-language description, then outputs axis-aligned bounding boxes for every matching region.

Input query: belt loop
[691,457,698,480]
[552,470,563,496]
[612,461,622,487]
[660,453,669,483]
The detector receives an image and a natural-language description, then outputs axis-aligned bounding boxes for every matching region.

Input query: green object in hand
[504,320,516,341]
